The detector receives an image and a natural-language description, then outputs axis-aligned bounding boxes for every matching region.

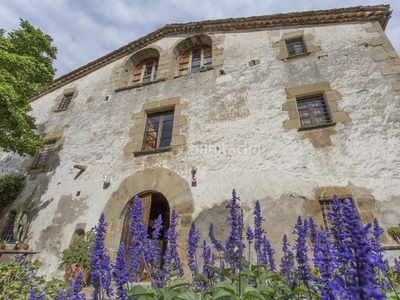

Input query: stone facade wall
[1,21,400,278]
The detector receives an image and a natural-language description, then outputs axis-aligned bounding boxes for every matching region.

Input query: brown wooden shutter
[131,61,144,83]
[140,193,152,228]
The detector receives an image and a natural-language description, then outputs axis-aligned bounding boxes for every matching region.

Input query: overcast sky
[1,0,399,78]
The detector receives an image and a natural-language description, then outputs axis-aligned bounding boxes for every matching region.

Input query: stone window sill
[298,122,336,132]
[133,146,173,157]
[285,52,310,61]
[115,78,166,93]
[53,108,69,113]
[173,67,214,79]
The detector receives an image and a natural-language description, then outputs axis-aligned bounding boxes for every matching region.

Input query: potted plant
[0,239,5,249]
[13,185,39,250]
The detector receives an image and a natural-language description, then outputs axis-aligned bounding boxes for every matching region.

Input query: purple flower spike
[163,209,183,278]
[293,216,311,285]
[280,234,295,288]
[209,223,224,253]
[90,213,113,299]
[254,200,265,265]
[337,199,385,299]
[201,240,215,279]
[187,221,200,276]
[113,243,129,300]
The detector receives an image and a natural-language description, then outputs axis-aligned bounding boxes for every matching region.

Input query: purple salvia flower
[28,288,45,300]
[187,221,200,276]
[55,290,65,300]
[148,214,164,285]
[308,217,318,246]
[113,243,129,300]
[281,234,295,289]
[262,235,276,272]
[201,240,215,279]
[293,216,312,287]
[67,270,86,300]
[90,213,113,300]
[209,223,224,253]
[246,227,254,263]
[371,218,391,291]
[313,228,340,300]
[163,209,183,278]
[328,195,345,251]
[394,258,400,277]
[225,189,244,271]
[219,259,226,281]
[336,199,385,300]
[128,196,148,283]
[253,200,265,265]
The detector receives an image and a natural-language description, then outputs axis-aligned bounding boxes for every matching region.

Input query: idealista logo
[190,142,263,155]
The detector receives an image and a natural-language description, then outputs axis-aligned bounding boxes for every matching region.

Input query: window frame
[320,197,354,233]
[296,94,333,130]
[142,110,175,151]
[57,93,73,110]
[0,211,17,242]
[129,58,158,85]
[285,37,307,57]
[31,139,57,169]
[177,45,212,76]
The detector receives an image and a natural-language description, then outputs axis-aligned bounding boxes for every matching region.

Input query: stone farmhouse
[0,4,399,278]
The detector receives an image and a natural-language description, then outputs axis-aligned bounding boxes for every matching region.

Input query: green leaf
[167,279,191,290]
[176,290,200,300]
[240,269,255,277]
[205,264,221,275]
[127,285,157,298]
[212,289,233,299]
[243,286,266,300]
[215,281,237,294]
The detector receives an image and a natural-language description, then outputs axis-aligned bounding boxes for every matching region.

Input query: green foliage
[59,230,96,284]
[13,185,39,242]
[0,19,57,156]
[0,173,25,207]
[0,259,65,300]
[388,224,400,244]
[127,263,313,300]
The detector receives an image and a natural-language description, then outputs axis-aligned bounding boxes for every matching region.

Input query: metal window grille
[58,94,73,110]
[286,37,307,56]
[320,198,353,233]
[297,95,332,128]
[1,211,17,241]
[142,111,174,150]
[32,140,56,168]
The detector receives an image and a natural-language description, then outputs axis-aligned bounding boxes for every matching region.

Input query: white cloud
[1,0,399,77]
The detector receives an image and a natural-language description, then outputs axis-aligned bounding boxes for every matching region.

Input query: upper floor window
[142,110,174,150]
[286,37,307,57]
[58,93,73,110]
[130,58,158,84]
[32,140,56,168]
[297,94,332,129]
[178,46,212,76]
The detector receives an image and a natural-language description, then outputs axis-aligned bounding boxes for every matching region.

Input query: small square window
[297,94,332,129]
[142,111,174,150]
[58,94,73,110]
[320,198,353,233]
[32,140,56,168]
[286,37,307,57]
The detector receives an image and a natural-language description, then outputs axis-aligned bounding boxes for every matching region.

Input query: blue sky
[1,0,399,78]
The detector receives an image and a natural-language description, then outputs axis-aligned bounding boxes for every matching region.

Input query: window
[320,198,353,232]
[32,140,56,168]
[178,46,212,76]
[1,211,17,241]
[58,94,73,110]
[297,94,332,129]
[286,37,307,57]
[130,58,158,84]
[142,111,174,150]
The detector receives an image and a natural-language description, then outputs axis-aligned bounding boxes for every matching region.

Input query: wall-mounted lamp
[103,175,111,189]
[191,166,197,187]
[73,164,87,180]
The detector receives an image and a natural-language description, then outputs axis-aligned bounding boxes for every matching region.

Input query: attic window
[130,58,158,84]
[178,46,212,76]
[286,37,307,57]
[58,94,73,110]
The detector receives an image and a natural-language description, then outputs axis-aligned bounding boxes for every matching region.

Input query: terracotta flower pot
[0,243,5,249]
[17,243,29,250]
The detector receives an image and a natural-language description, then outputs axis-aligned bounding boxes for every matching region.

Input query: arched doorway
[120,191,170,269]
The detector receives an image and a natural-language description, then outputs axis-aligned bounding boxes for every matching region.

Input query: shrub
[59,230,95,285]
[0,173,25,208]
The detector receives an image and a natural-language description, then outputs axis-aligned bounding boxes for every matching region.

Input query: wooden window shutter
[140,193,152,228]
[131,61,145,83]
